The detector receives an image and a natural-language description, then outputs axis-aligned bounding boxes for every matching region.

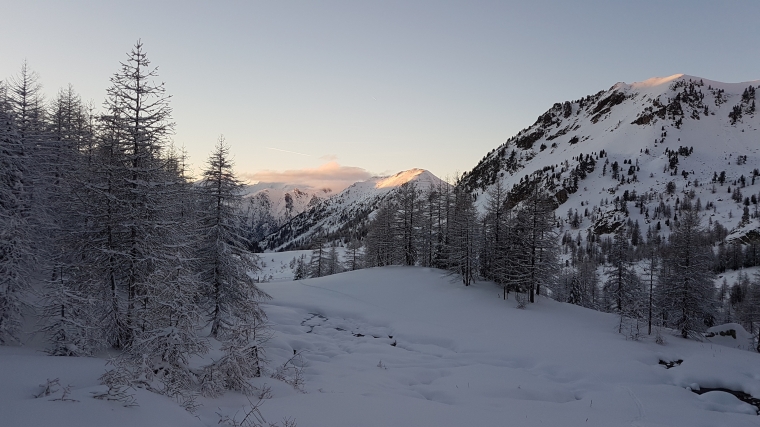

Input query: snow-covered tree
[197,136,267,338]
[396,181,421,266]
[292,254,308,280]
[364,198,397,267]
[308,235,327,278]
[448,183,478,286]
[603,230,643,334]
[659,207,716,339]
[517,180,558,303]
[0,82,33,344]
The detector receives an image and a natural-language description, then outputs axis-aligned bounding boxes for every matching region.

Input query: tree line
[345,173,760,348]
[0,42,271,405]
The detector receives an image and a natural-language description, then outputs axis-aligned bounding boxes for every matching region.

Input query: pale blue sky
[2,1,759,187]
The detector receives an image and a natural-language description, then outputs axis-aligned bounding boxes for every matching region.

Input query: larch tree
[603,229,643,335]
[480,178,508,295]
[81,42,210,401]
[309,234,327,278]
[37,85,100,355]
[364,198,397,267]
[0,81,33,344]
[659,206,716,339]
[448,183,478,286]
[197,136,267,338]
[518,179,558,303]
[197,136,269,396]
[396,181,420,266]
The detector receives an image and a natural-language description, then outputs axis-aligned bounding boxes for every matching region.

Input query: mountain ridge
[256,168,449,251]
[461,73,759,243]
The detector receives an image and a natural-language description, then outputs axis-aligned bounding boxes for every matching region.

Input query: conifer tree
[396,181,421,266]
[603,230,643,334]
[309,235,327,278]
[0,82,33,344]
[197,136,267,338]
[659,207,716,339]
[364,198,397,267]
[518,180,558,303]
[448,183,478,286]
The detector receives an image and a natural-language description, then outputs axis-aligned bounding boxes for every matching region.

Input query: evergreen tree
[198,136,267,337]
[480,179,507,290]
[325,244,342,276]
[419,184,440,268]
[344,231,363,272]
[519,180,558,303]
[659,207,716,339]
[292,254,308,280]
[0,82,33,344]
[603,230,643,334]
[643,231,660,335]
[364,198,397,267]
[448,183,478,286]
[396,181,421,266]
[309,235,327,278]
[37,85,100,355]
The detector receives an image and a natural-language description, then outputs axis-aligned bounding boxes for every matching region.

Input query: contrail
[266,147,312,157]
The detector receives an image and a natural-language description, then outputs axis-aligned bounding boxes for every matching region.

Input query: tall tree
[659,207,716,339]
[448,183,478,286]
[603,230,643,334]
[364,198,397,267]
[480,178,507,288]
[519,179,558,303]
[100,40,179,345]
[196,137,270,397]
[0,82,33,344]
[396,181,421,266]
[198,136,267,338]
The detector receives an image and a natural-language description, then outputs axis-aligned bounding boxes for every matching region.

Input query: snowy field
[2,252,760,426]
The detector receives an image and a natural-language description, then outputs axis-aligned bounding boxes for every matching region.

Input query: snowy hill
[258,169,449,251]
[461,74,760,240]
[6,262,760,426]
[240,182,333,243]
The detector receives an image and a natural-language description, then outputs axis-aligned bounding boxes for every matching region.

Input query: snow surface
[3,251,760,426]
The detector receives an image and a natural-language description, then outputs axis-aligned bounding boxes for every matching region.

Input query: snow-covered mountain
[258,169,449,251]
[462,74,760,241]
[240,182,333,243]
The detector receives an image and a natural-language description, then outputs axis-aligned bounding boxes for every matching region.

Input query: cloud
[242,161,371,192]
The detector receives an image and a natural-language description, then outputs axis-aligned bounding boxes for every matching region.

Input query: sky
[2,1,759,190]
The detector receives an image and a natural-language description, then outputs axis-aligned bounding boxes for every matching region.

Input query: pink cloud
[241,161,371,192]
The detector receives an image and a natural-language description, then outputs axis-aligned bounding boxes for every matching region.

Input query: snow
[630,74,685,89]
[467,73,760,253]
[241,182,332,222]
[259,168,449,251]
[374,168,436,189]
[4,255,760,426]
[698,391,758,416]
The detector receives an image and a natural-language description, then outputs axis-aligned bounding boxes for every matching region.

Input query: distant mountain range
[249,74,760,251]
[254,169,448,251]
[239,182,334,243]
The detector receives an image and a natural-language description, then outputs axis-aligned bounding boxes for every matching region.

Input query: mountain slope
[258,169,449,251]
[462,74,760,239]
[240,182,333,243]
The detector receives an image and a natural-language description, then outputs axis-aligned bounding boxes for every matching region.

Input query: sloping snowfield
[3,262,760,426]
